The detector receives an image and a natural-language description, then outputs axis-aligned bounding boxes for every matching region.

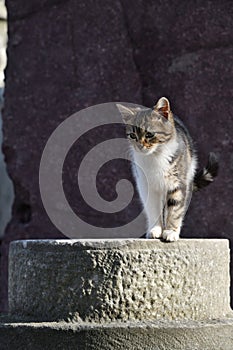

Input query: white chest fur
[131,137,179,193]
[132,152,167,191]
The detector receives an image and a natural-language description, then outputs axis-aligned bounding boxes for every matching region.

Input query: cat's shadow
[139,233,173,243]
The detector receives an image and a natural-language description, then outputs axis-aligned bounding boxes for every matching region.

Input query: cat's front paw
[146,226,162,239]
[162,229,179,242]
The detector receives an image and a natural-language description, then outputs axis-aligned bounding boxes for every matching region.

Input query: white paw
[162,230,179,242]
[146,226,162,239]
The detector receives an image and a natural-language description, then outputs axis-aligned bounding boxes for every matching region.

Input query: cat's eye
[129,133,137,139]
[145,132,155,139]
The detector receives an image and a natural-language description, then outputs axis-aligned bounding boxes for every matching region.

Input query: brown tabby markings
[117,97,197,242]
[117,97,218,241]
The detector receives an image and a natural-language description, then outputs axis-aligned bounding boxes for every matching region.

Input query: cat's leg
[144,191,164,239]
[162,187,187,242]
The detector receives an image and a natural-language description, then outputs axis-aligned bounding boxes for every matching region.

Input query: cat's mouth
[136,146,156,155]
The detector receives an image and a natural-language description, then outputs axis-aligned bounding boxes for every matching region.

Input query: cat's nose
[141,140,150,148]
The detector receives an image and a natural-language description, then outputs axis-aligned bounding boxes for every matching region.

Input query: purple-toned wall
[1,0,232,312]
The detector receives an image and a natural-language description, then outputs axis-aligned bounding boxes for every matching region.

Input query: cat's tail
[193,152,219,191]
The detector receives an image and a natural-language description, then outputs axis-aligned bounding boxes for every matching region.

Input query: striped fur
[193,153,219,191]
[117,97,218,242]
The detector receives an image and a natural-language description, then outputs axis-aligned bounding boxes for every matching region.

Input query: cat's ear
[116,104,135,124]
[153,97,171,120]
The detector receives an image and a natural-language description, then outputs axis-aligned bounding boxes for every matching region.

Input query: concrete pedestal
[1,239,233,349]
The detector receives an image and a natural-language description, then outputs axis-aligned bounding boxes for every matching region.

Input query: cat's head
[117,97,174,155]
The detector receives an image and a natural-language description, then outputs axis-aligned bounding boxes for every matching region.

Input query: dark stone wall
[1,0,232,312]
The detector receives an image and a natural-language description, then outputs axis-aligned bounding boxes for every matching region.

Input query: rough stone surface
[8,239,231,322]
[1,318,233,350]
[1,0,233,313]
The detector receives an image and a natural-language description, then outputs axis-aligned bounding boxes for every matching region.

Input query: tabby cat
[117,97,218,241]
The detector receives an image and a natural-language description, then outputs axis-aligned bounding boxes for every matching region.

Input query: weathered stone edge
[9,238,230,251]
[1,316,233,330]
[1,317,233,350]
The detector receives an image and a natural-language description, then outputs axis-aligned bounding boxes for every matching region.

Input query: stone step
[1,317,233,350]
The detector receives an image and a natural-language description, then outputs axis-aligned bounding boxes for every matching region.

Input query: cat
[117,97,218,242]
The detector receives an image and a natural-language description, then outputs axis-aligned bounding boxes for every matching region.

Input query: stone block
[1,238,233,349]
[8,239,231,322]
